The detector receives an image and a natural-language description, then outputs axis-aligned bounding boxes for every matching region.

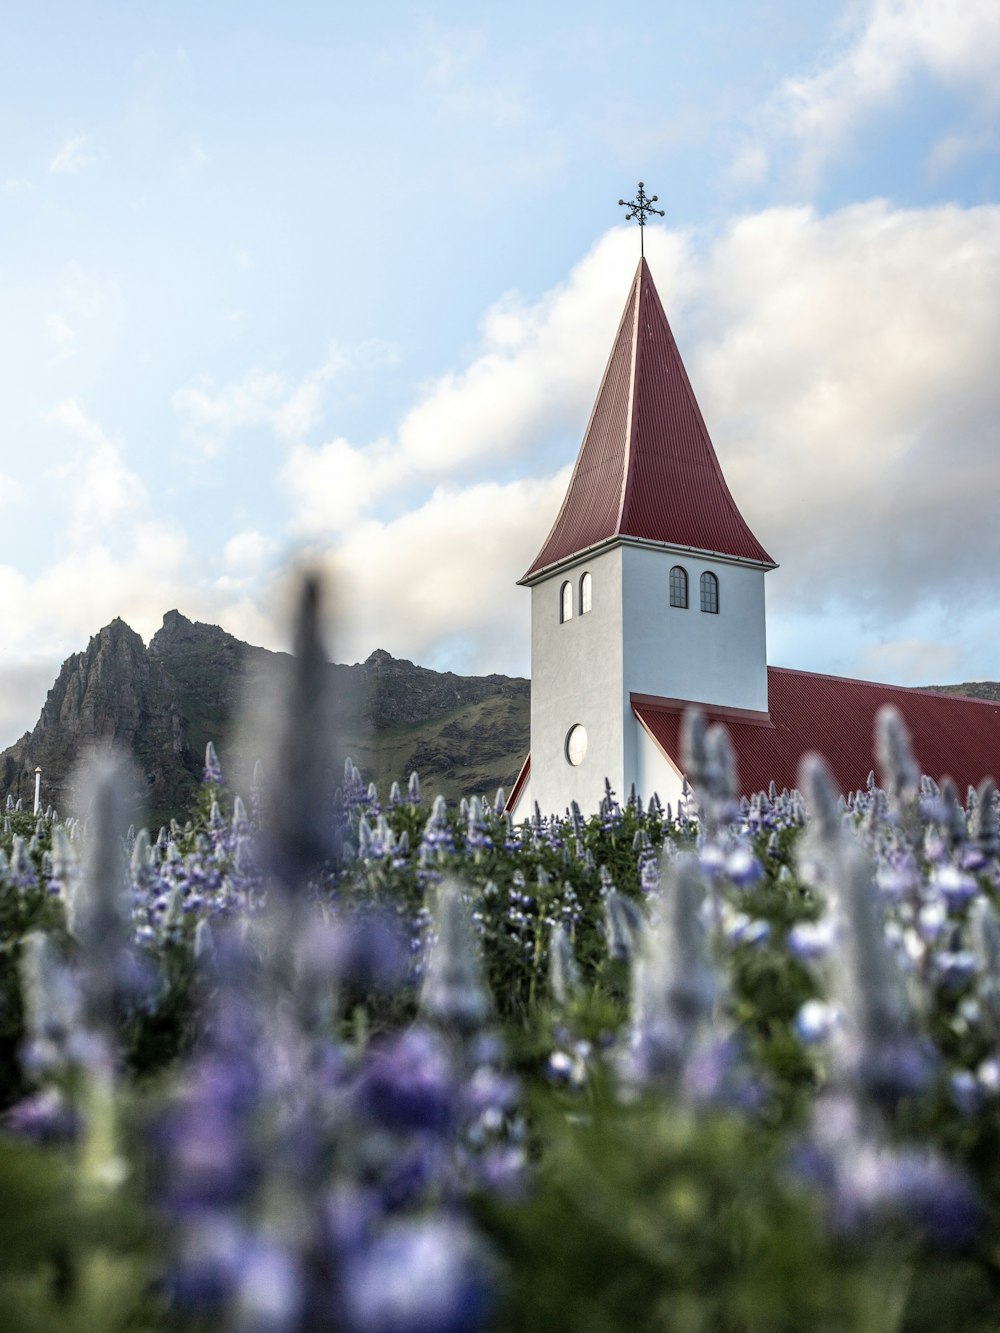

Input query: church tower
[512,257,776,817]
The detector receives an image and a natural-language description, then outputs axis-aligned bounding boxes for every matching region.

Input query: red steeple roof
[522,257,773,581]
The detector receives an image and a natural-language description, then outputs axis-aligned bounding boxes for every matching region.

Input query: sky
[1,0,999,745]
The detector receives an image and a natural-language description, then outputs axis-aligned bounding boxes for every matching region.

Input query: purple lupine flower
[157,1049,263,1213]
[624,855,716,1087]
[973,776,998,854]
[259,573,341,894]
[420,882,492,1035]
[464,797,491,855]
[950,1069,982,1116]
[603,889,642,962]
[353,1028,457,1137]
[788,919,835,962]
[167,1214,247,1314]
[794,999,840,1044]
[68,752,133,1028]
[682,1032,764,1112]
[931,864,979,910]
[723,911,770,946]
[339,1216,494,1333]
[422,795,456,861]
[203,740,224,787]
[829,840,932,1112]
[875,705,920,811]
[834,1145,980,1249]
[724,843,764,887]
[3,1088,81,1144]
[297,911,407,999]
[232,1230,302,1331]
[548,922,581,1005]
[9,835,37,890]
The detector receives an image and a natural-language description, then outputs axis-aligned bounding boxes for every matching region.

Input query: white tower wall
[529,546,625,817]
[526,541,769,818]
[621,545,768,707]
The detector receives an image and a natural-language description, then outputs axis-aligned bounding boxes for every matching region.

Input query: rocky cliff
[0,612,530,823]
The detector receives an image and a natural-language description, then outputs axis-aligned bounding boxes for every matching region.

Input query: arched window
[669,565,688,608]
[700,571,719,614]
[560,580,573,623]
[580,571,592,614]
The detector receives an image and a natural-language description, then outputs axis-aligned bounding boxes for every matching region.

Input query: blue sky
[1,0,999,744]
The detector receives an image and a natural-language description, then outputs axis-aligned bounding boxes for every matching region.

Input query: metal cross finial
[618,181,664,257]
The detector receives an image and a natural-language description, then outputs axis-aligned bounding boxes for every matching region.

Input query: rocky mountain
[922,681,1000,704]
[0,612,530,825]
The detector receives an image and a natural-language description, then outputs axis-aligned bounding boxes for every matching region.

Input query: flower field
[3,580,1000,1331]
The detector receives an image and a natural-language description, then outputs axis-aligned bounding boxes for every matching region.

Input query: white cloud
[48,133,95,174]
[727,143,770,188]
[688,200,1000,621]
[418,22,532,128]
[283,227,693,537]
[46,314,76,355]
[322,471,570,674]
[222,530,278,577]
[2,178,33,196]
[49,400,148,539]
[777,0,1000,185]
[859,637,961,684]
[0,473,25,512]
[173,342,395,457]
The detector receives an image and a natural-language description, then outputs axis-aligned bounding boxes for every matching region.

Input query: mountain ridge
[0,612,530,824]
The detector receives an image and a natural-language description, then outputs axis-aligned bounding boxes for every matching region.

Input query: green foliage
[482,1081,907,1333]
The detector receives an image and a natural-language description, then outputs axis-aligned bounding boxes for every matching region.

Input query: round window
[566,724,588,767]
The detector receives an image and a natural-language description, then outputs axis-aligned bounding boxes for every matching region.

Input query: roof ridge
[614,258,644,533]
[768,664,1000,705]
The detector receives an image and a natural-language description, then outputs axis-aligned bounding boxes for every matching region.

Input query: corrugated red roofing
[523,257,773,580]
[633,669,1000,797]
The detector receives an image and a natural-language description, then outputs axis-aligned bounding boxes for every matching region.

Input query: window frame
[579,571,592,615]
[700,571,719,614]
[669,565,689,609]
[560,580,573,623]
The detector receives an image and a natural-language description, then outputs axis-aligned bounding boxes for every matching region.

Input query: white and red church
[508,257,1000,819]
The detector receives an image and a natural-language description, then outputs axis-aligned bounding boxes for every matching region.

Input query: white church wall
[635,719,684,812]
[621,544,768,713]
[529,545,624,817]
[508,774,531,823]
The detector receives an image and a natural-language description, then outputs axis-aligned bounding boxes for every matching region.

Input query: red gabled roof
[633,668,1000,797]
[522,257,773,581]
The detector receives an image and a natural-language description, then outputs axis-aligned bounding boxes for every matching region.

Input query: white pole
[33,767,41,816]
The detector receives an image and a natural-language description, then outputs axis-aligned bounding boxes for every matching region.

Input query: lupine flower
[353,1027,457,1137]
[970,896,1000,1041]
[339,1215,494,1333]
[829,840,931,1113]
[204,740,224,786]
[624,854,716,1087]
[19,930,82,1077]
[833,1144,980,1249]
[875,704,920,812]
[549,922,581,1005]
[420,882,492,1035]
[260,573,341,894]
[69,752,133,1027]
[603,888,643,962]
